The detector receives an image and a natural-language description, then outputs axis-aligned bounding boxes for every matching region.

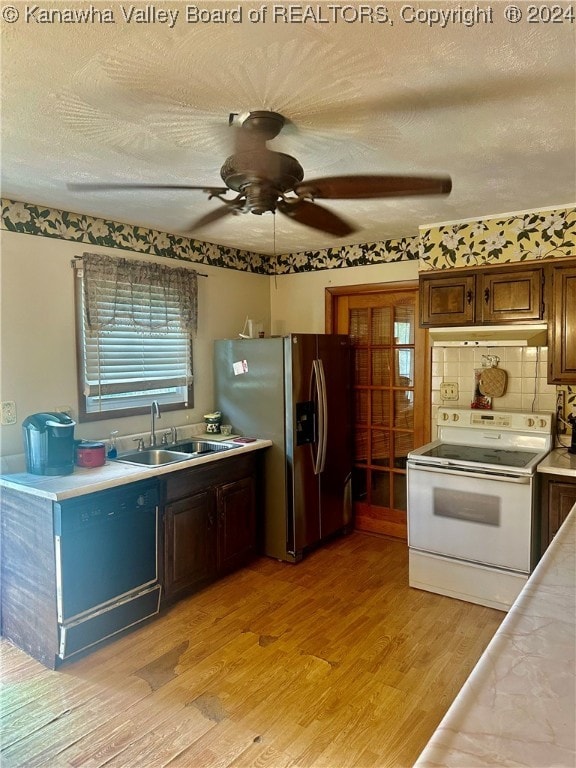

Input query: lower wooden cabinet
[163,489,217,599]
[539,473,576,556]
[161,453,259,602]
[217,476,256,575]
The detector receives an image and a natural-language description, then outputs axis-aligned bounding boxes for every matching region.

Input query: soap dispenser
[107,430,119,459]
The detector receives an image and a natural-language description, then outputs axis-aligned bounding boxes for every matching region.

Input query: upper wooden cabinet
[548,261,576,383]
[420,264,545,327]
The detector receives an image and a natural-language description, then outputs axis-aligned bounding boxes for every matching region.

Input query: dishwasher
[53,479,161,660]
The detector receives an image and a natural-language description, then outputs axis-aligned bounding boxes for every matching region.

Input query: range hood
[429,324,548,347]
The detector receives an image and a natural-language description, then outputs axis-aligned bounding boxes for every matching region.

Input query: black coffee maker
[22,412,76,475]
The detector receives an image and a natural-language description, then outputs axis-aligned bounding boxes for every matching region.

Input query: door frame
[325,281,431,539]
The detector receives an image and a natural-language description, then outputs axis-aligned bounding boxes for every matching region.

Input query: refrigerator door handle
[312,359,328,475]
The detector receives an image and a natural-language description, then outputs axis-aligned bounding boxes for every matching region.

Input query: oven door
[407,461,533,572]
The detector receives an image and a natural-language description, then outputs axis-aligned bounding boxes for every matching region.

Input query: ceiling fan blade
[278,199,356,237]
[188,203,242,231]
[295,174,452,200]
[67,182,229,194]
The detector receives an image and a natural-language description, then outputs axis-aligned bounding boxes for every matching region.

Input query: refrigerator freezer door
[286,334,322,556]
[317,334,353,539]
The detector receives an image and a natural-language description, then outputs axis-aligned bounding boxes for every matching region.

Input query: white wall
[0,230,270,456]
[270,260,419,333]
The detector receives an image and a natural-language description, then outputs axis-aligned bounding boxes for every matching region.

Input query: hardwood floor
[1,532,503,768]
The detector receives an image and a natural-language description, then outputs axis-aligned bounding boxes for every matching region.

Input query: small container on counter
[204,411,222,434]
[75,440,106,468]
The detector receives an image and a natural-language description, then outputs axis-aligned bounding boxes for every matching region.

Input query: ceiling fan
[68,110,452,237]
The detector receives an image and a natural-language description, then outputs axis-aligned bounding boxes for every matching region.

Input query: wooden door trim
[325,280,419,334]
[325,281,432,540]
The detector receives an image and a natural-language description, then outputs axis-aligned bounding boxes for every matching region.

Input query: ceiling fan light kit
[69,110,452,237]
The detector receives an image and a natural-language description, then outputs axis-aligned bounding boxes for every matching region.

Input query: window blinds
[80,254,197,401]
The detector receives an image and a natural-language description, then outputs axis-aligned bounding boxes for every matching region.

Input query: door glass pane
[349,309,369,345]
[395,348,414,386]
[354,349,369,385]
[372,308,392,345]
[393,474,407,512]
[394,390,414,429]
[355,390,368,424]
[353,467,367,503]
[355,432,368,464]
[394,305,415,344]
[394,431,413,469]
[371,471,390,507]
[371,430,390,466]
[371,390,390,426]
[372,350,391,386]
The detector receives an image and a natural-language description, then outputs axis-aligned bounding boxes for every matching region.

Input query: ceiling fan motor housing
[220,150,304,214]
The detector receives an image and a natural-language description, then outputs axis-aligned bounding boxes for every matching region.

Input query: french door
[327,283,429,540]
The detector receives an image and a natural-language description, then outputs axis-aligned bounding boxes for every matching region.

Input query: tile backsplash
[431,345,558,424]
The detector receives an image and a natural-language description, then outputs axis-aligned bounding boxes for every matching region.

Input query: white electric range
[407,408,553,611]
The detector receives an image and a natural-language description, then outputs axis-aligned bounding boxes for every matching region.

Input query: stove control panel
[437,408,552,433]
[470,413,512,427]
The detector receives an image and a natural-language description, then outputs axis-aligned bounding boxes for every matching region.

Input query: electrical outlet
[440,382,459,401]
[1,401,17,425]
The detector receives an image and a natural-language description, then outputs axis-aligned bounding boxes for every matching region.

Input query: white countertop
[414,504,576,767]
[538,447,576,478]
[0,438,272,501]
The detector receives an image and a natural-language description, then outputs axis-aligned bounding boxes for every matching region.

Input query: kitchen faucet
[150,400,161,447]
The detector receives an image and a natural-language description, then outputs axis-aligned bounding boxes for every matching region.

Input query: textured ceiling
[1,2,575,255]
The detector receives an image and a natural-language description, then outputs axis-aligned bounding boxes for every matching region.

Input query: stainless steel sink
[114,448,194,467]
[173,440,234,455]
[113,440,236,467]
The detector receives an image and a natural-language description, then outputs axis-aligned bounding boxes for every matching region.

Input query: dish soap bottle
[107,430,119,459]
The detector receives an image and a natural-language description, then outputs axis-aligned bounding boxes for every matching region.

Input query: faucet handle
[133,437,145,451]
[171,426,178,443]
[161,431,171,446]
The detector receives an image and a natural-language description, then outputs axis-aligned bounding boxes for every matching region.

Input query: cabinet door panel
[420,275,475,326]
[479,269,543,322]
[164,490,216,599]
[548,481,576,541]
[549,265,576,383]
[217,476,256,574]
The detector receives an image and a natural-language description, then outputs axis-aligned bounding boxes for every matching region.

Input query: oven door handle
[407,461,531,484]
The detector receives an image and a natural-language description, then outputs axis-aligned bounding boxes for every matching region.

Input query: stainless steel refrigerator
[214,334,353,562]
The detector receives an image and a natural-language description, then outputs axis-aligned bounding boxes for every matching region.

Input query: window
[75,253,198,422]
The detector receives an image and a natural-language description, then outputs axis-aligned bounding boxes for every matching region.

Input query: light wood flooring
[1,532,503,768]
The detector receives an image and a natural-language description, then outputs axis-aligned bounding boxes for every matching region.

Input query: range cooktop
[419,443,541,468]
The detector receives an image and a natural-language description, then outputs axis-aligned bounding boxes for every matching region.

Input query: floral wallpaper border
[269,237,419,273]
[1,199,418,275]
[1,199,270,274]
[419,206,576,270]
